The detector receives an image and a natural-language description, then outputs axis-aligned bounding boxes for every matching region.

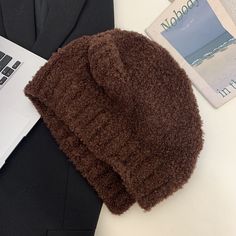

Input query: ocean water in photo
[185,31,236,67]
[194,41,236,91]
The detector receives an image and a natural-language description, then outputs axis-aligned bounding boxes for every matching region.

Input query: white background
[95,1,236,236]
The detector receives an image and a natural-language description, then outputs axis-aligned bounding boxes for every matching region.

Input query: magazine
[169,0,236,24]
[220,0,236,25]
[146,0,236,108]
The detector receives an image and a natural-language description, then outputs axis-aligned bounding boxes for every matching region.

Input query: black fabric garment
[0,0,114,235]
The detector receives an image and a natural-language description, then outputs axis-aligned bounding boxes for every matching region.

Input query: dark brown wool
[24,29,203,214]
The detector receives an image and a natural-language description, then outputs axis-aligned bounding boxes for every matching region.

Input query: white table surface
[95,1,236,236]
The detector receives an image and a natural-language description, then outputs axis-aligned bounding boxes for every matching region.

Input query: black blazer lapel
[0,3,7,37]
[0,0,36,50]
[31,0,87,59]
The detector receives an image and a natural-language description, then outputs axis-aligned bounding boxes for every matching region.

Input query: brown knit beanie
[24,29,203,214]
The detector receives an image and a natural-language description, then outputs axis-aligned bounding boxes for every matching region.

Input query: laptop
[0,36,47,168]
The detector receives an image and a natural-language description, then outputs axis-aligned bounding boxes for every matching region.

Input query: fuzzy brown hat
[24,29,203,214]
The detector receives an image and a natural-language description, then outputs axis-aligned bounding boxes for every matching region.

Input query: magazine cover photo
[161,0,236,99]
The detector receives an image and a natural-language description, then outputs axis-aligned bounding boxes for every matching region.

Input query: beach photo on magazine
[161,0,236,99]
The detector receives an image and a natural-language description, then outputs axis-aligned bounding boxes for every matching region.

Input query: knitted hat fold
[24,42,135,215]
[25,29,203,214]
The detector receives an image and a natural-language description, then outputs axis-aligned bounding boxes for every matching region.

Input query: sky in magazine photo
[161,0,236,96]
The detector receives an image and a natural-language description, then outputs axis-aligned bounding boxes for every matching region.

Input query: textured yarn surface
[25,29,203,214]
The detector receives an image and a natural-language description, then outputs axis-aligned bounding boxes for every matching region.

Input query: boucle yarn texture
[24,29,203,214]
